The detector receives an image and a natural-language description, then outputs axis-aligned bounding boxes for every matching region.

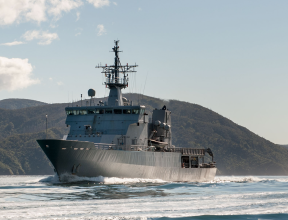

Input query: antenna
[45,114,48,139]
[81,94,82,107]
[95,40,138,90]
[142,72,148,103]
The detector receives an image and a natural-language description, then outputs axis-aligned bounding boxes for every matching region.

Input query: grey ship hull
[38,139,216,182]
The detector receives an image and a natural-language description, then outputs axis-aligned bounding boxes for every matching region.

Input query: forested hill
[0,95,288,175]
[0,99,47,110]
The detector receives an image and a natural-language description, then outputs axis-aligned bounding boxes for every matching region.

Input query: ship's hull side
[37,139,216,182]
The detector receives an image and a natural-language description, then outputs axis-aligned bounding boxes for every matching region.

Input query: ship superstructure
[37,41,216,182]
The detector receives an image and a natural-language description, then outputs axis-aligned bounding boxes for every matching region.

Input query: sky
[0,0,288,144]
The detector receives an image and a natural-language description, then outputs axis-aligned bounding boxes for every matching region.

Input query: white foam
[208,176,288,183]
[40,173,166,185]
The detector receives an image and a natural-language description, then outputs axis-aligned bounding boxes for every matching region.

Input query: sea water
[0,175,288,220]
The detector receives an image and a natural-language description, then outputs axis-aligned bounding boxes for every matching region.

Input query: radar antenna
[95,40,138,89]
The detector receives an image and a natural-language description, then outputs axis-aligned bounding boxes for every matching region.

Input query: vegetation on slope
[0,99,47,110]
[0,128,63,175]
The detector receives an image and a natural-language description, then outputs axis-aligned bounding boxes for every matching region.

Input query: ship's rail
[94,143,150,151]
[94,143,206,155]
[105,77,128,85]
[168,148,205,156]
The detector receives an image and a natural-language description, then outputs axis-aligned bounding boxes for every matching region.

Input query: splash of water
[39,173,167,185]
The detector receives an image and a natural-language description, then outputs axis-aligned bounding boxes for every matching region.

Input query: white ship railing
[94,143,150,151]
[94,143,206,155]
[105,77,128,85]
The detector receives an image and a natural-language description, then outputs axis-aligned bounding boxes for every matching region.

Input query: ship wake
[40,173,167,184]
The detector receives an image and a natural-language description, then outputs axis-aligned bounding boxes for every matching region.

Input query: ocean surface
[0,175,288,220]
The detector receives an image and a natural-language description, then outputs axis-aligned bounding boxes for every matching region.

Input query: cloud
[0,0,111,26]
[76,11,80,21]
[1,41,25,46]
[97,24,106,36]
[23,30,59,45]
[49,77,53,80]
[86,0,109,8]
[57,81,64,85]
[138,7,142,11]
[0,0,47,25]
[0,56,40,91]
[48,0,83,20]
[113,2,117,5]
[0,0,83,26]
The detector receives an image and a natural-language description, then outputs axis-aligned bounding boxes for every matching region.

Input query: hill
[0,99,47,110]
[0,94,288,175]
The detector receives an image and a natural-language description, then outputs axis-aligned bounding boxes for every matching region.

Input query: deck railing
[94,143,206,155]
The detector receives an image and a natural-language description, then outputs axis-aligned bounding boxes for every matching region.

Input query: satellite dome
[88,89,96,97]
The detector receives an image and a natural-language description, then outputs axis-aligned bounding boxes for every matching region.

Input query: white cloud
[0,56,40,91]
[49,77,53,80]
[57,81,64,85]
[113,2,117,6]
[0,0,111,26]
[76,11,80,21]
[138,7,142,11]
[1,41,25,46]
[23,30,59,45]
[0,0,84,26]
[48,0,83,20]
[97,24,106,36]
[86,0,109,8]
[0,0,47,25]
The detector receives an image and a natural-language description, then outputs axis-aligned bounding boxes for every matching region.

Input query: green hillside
[0,95,288,175]
[0,98,47,110]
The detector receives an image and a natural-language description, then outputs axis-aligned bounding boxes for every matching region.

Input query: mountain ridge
[0,98,47,110]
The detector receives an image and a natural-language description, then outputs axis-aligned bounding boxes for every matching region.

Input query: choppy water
[0,175,288,219]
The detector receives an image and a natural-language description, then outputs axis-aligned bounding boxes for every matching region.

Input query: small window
[46,145,49,148]
[114,109,122,114]
[105,109,112,114]
[123,109,131,114]
[62,148,66,150]
[99,109,104,114]
[66,110,74,115]
[73,110,79,115]
[95,109,100,114]
[132,109,139,114]
[80,148,84,150]
[87,110,94,114]
[79,110,87,115]
[74,148,78,150]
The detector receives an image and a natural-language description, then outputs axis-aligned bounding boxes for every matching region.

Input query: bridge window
[105,109,112,114]
[132,109,139,114]
[73,110,79,115]
[66,110,74,115]
[140,109,145,115]
[87,110,95,114]
[79,110,87,115]
[114,109,122,114]
[123,109,131,114]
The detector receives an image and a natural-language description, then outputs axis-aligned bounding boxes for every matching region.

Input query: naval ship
[37,41,216,182]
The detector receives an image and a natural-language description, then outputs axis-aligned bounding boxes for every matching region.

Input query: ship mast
[96,40,138,106]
